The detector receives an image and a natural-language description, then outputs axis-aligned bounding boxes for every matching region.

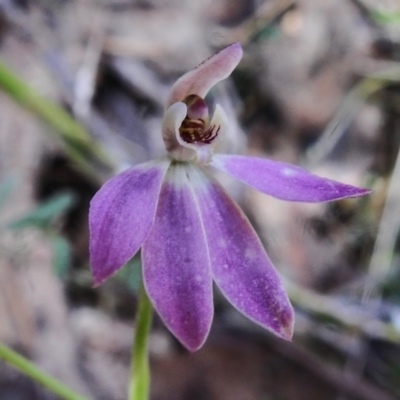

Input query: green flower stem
[0,59,115,182]
[0,341,89,400]
[129,281,153,400]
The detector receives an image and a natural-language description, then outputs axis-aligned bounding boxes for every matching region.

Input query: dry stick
[265,332,397,400]
[306,64,400,164]
[303,67,400,399]
[211,0,295,46]
[351,71,400,398]
[283,280,395,397]
[73,10,105,121]
[365,144,400,298]
[224,318,397,400]
[284,279,400,343]
[305,78,381,164]
[238,0,295,44]
[340,102,400,398]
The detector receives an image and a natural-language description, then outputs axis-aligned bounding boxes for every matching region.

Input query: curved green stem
[0,342,89,400]
[129,281,153,400]
[0,59,116,182]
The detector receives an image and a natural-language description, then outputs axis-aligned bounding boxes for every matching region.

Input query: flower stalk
[129,280,153,400]
[0,341,89,400]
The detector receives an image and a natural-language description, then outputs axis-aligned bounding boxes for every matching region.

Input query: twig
[73,12,105,121]
[211,0,295,46]
[364,145,400,298]
[305,78,380,164]
[306,63,400,165]
[222,317,397,400]
[283,279,400,343]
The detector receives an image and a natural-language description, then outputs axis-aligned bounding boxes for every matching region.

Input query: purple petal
[89,159,170,286]
[166,43,243,107]
[142,164,213,351]
[189,167,294,340]
[211,155,372,202]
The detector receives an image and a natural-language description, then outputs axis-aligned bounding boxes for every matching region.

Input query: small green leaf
[8,192,76,230]
[0,176,17,208]
[116,256,142,293]
[51,235,71,278]
[372,10,400,26]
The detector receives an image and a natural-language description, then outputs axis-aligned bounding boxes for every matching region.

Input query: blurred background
[0,0,399,399]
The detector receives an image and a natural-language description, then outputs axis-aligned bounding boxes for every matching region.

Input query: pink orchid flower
[89,43,371,351]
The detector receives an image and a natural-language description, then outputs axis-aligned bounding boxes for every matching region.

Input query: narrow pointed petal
[142,164,213,351]
[211,155,372,202]
[89,159,170,286]
[166,43,243,107]
[190,168,294,340]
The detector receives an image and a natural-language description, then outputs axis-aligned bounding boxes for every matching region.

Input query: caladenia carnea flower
[89,43,372,351]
